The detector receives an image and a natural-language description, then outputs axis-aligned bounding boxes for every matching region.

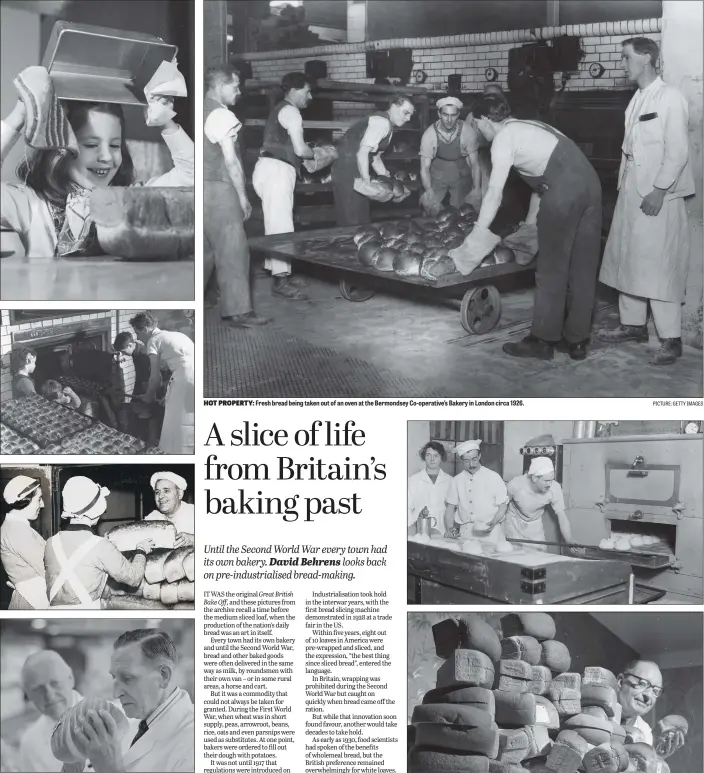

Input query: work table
[0,255,193,301]
[407,537,632,605]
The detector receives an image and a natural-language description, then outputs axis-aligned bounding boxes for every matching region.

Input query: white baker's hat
[454,439,482,457]
[529,456,554,476]
[61,476,110,521]
[3,474,40,505]
[150,471,187,491]
[436,96,463,110]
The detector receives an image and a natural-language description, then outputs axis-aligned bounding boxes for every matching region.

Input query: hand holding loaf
[50,698,128,763]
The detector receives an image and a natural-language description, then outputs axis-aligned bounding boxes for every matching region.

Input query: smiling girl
[1,85,194,257]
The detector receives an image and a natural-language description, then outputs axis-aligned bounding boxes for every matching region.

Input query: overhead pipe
[239,17,661,61]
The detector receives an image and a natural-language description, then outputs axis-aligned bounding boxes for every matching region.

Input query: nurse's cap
[3,474,40,504]
[454,439,482,456]
[61,476,110,520]
[150,471,188,491]
[529,456,554,476]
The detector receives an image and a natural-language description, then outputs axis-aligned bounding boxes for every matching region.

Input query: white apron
[12,575,50,609]
[160,361,195,454]
[599,159,690,302]
[504,509,547,551]
[48,534,103,609]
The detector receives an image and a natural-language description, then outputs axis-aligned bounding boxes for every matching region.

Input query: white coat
[407,468,454,528]
[122,688,194,772]
[600,77,694,301]
[18,691,83,772]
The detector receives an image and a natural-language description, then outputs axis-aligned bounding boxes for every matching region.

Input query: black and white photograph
[0,617,195,773]
[0,309,195,456]
[407,420,703,604]
[407,611,702,773]
[0,463,195,611]
[0,0,195,301]
[202,0,702,399]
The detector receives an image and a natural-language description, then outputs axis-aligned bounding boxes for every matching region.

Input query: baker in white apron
[444,439,510,546]
[145,471,194,548]
[505,456,574,550]
[597,37,695,366]
[44,476,153,609]
[1,474,49,609]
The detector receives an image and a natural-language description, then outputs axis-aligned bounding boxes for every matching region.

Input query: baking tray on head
[42,21,177,104]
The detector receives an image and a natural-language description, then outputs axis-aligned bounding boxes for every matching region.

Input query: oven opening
[608,519,676,561]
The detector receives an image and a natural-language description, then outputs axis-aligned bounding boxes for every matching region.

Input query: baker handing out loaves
[1,65,193,258]
[145,473,194,548]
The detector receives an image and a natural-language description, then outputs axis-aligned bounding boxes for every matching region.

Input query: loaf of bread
[106,521,176,552]
[423,686,496,716]
[501,613,556,642]
[581,684,618,716]
[176,577,195,602]
[524,724,553,759]
[583,743,629,773]
[583,667,618,690]
[496,729,530,764]
[501,636,542,665]
[533,695,560,730]
[414,721,500,756]
[582,706,609,720]
[493,690,536,726]
[105,594,170,609]
[458,616,502,662]
[51,698,129,762]
[91,186,195,260]
[183,549,195,581]
[497,659,533,693]
[530,665,552,695]
[548,686,581,718]
[610,721,627,744]
[540,641,571,673]
[412,703,495,730]
[409,747,490,772]
[163,546,193,583]
[437,650,495,690]
[488,762,524,773]
[552,673,581,691]
[563,713,613,745]
[433,618,464,658]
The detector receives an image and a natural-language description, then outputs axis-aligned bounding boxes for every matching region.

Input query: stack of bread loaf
[409,613,670,773]
[104,521,195,610]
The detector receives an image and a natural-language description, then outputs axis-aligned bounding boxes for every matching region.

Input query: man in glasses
[617,659,664,745]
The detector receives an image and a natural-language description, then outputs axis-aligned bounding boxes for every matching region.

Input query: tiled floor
[204,267,703,399]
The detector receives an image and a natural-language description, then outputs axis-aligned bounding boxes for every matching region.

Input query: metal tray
[582,544,674,569]
[42,21,177,104]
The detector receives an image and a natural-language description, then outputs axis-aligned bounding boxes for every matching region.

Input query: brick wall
[0,311,140,404]
[248,30,661,121]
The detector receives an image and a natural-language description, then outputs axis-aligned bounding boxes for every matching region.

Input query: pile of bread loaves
[104,521,194,610]
[409,612,670,773]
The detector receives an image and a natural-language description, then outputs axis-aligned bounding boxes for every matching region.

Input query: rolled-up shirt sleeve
[359,115,392,152]
[493,476,509,506]
[419,126,437,159]
[204,107,241,145]
[145,125,195,187]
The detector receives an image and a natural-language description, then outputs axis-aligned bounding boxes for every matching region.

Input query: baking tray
[42,21,177,104]
[581,544,674,569]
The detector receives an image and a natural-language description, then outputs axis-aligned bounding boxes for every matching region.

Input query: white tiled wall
[0,311,138,404]
[249,31,661,121]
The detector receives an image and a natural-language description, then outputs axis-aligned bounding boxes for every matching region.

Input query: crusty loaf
[51,698,129,762]
[91,186,194,259]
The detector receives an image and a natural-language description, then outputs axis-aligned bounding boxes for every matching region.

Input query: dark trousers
[204,181,252,317]
[530,145,602,344]
[331,159,371,226]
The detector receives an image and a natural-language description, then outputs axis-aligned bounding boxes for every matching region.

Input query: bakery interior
[407,611,702,773]
[0,309,195,455]
[407,420,703,605]
[0,0,195,301]
[0,617,195,771]
[0,463,195,610]
[204,0,702,399]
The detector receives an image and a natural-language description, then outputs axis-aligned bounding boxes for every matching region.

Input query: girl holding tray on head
[0,64,194,258]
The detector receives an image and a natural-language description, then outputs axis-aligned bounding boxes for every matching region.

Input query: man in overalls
[331,95,415,226]
[419,96,482,215]
[203,63,269,328]
[453,95,602,361]
[44,476,153,609]
[252,72,315,301]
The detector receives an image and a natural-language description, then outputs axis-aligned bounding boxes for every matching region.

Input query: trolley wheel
[460,284,501,334]
[339,278,375,302]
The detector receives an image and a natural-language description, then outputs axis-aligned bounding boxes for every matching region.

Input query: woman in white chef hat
[44,475,154,608]
[1,474,49,609]
[505,456,575,551]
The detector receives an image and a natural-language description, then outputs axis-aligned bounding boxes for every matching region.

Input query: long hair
[16,102,135,208]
